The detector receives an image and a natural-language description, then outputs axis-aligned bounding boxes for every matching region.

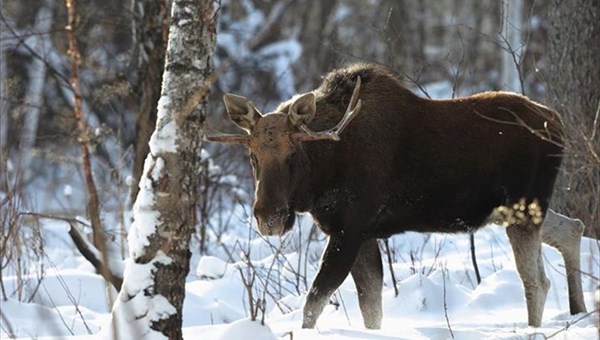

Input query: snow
[64,184,73,197]
[105,253,175,340]
[1,217,598,339]
[149,95,178,154]
[216,318,277,340]
[197,256,228,279]
[127,156,160,257]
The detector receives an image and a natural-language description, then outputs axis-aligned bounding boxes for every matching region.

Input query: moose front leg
[351,239,383,329]
[302,231,362,328]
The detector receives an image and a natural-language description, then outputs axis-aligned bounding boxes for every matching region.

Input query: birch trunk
[108,1,217,339]
[20,6,53,180]
[129,0,169,205]
[500,0,523,93]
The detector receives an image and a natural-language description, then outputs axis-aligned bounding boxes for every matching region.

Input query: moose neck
[295,140,338,213]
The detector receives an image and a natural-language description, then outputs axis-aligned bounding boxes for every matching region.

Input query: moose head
[205,78,362,236]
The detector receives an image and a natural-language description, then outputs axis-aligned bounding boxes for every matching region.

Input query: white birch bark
[19,6,53,179]
[105,1,217,339]
[500,0,523,93]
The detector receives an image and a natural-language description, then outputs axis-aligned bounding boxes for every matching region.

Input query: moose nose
[253,202,272,235]
[253,202,268,222]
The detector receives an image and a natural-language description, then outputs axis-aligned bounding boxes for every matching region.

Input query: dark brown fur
[219,63,567,329]
[277,64,563,236]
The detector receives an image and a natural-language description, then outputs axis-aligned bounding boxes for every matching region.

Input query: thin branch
[442,267,454,339]
[472,107,564,148]
[383,239,399,297]
[470,232,481,285]
[65,0,104,251]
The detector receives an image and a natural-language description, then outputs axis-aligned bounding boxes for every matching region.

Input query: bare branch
[65,0,104,251]
[68,222,123,290]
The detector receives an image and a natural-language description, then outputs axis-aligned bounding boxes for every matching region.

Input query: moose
[206,63,587,329]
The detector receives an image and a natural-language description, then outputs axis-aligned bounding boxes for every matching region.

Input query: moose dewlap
[205,63,586,329]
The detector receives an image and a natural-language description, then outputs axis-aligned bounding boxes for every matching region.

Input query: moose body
[207,63,586,329]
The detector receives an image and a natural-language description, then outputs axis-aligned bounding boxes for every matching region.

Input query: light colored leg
[541,209,587,314]
[507,223,551,327]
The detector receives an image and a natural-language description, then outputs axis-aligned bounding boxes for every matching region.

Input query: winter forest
[0,0,599,339]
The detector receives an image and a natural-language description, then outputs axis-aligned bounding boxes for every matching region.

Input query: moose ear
[223,93,263,133]
[288,93,316,128]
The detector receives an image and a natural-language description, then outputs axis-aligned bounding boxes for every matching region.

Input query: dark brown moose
[206,63,587,329]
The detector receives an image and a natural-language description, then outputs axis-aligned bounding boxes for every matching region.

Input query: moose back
[206,63,586,329]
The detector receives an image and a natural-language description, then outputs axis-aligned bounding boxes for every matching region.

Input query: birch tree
[500,0,523,93]
[129,0,170,205]
[107,0,217,338]
[19,3,53,181]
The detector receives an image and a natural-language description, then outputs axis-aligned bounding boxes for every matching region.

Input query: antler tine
[203,132,251,144]
[292,76,362,142]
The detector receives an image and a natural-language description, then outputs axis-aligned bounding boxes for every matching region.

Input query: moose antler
[205,77,362,144]
[291,76,362,142]
[203,132,251,144]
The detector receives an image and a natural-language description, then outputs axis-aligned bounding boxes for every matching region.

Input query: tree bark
[500,0,523,93]
[547,0,600,237]
[129,0,170,205]
[0,29,9,190]
[19,5,53,181]
[109,0,217,339]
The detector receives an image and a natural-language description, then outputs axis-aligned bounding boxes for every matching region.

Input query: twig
[0,308,15,338]
[470,232,481,285]
[543,309,599,339]
[442,267,454,339]
[383,239,399,297]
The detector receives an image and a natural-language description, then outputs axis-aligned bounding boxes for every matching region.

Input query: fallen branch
[18,212,123,291]
[68,222,123,291]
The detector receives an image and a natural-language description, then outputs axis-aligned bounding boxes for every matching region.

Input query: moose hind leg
[541,209,587,314]
[506,222,550,327]
[351,239,383,329]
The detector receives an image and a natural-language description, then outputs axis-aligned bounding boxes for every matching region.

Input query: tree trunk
[500,0,523,93]
[129,0,170,205]
[19,5,53,181]
[0,33,9,189]
[109,1,217,339]
[547,0,600,237]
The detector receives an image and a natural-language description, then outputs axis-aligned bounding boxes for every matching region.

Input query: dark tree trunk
[547,0,600,237]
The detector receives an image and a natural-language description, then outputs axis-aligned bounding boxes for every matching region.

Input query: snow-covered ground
[1,215,598,339]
